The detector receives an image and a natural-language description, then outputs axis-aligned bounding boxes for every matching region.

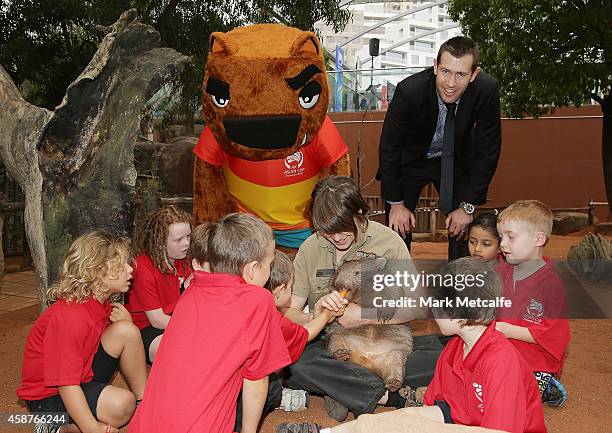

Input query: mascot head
[202,24,329,161]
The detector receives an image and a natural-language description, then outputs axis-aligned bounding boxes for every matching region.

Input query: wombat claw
[332,349,350,361]
[385,378,402,392]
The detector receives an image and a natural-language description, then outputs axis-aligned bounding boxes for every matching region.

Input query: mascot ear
[290,32,320,57]
[209,32,235,56]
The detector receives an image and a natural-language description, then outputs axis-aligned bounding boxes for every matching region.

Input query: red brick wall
[329,105,607,220]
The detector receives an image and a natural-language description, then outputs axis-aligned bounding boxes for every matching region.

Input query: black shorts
[25,343,119,421]
[140,326,164,364]
[434,400,454,424]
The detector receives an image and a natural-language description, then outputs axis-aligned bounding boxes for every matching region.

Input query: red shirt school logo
[284,151,306,178]
[523,298,544,324]
[473,382,484,414]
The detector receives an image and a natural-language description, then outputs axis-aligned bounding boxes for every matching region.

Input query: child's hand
[314,291,348,316]
[110,302,132,323]
[327,304,346,320]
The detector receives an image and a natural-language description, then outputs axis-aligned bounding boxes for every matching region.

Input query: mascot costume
[193,24,350,248]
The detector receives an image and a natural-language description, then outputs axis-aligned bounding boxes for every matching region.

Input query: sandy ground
[1,235,611,433]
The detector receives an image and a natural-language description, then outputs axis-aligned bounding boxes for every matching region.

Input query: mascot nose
[223,115,302,149]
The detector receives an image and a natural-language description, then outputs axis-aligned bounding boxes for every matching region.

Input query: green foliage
[0,0,351,117]
[448,0,611,117]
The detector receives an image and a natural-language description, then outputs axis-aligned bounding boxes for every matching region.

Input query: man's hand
[389,203,416,239]
[445,208,473,240]
[314,291,348,323]
[110,303,132,323]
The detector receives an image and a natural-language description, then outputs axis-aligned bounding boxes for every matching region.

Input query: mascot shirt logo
[284,151,306,178]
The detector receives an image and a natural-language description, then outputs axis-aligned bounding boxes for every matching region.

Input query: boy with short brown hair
[129,213,292,433]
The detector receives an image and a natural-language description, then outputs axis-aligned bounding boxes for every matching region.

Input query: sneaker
[543,377,568,407]
[276,422,321,433]
[277,388,309,412]
[324,395,348,421]
[399,385,427,407]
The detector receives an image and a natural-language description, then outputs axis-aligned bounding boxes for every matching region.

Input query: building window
[415,41,434,52]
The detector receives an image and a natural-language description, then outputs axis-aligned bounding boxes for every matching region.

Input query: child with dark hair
[279,258,547,433]
[467,212,500,262]
[18,231,147,433]
[285,175,431,421]
[125,205,192,364]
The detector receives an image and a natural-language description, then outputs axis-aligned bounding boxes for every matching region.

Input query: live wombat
[326,258,413,391]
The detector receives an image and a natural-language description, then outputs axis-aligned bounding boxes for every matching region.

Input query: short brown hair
[190,222,213,264]
[47,231,130,305]
[497,200,553,239]
[437,36,480,72]
[430,258,501,326]
[208,213,274,275]
[265,250,294,291]
[310,176,369,237]
[135,205,192,273]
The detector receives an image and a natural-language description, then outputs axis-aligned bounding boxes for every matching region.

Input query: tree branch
[592,93,604,105]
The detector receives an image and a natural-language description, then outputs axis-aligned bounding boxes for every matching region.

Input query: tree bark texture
[0,9,189,305]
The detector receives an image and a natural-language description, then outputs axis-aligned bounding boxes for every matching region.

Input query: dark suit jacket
[378,67,501,206]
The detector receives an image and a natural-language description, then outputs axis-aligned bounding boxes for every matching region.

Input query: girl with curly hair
[18,231,147,433]
[125,205,192,364]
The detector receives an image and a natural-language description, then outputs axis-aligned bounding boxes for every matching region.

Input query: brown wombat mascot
[327,258,413,391]
[192,24,350,248]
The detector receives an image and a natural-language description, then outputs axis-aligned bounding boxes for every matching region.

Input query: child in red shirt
[125,205,192,364]
[496,200,570,406]
[278,258,547,433]
[233,250,346,428]
[129,214,295,433]
[17,231,147,433]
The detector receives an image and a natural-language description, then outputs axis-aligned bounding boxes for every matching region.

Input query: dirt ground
[1,235,611,433]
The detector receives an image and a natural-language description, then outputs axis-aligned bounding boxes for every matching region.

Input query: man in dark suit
[378,36,501,260]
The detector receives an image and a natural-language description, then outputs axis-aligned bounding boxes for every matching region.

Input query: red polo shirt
[128,272,292,433]
[17,297,111,401]
[496,258,570,374]
[125,254,192,329]
[277,312,308,363]
[424,322,547,433]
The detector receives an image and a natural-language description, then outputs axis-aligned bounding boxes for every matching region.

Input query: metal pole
[370,56,374,86]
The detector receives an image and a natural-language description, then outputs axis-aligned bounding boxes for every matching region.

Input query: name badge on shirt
[315,268,335,278]
[355,251,377,259]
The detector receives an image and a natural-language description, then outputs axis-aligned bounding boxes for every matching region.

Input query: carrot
[339,288,349,299]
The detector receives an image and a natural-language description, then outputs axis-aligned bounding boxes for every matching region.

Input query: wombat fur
[327,258,413,391]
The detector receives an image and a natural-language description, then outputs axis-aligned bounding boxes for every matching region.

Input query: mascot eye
[206,77,230,109]
[211,95,230,108]
[299,81,322,109]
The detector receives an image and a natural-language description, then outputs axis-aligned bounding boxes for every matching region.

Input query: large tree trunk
[0,68,53,307]
[0,9,189,307]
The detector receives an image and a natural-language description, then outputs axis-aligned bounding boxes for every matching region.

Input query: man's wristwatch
[458,201,475,215]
